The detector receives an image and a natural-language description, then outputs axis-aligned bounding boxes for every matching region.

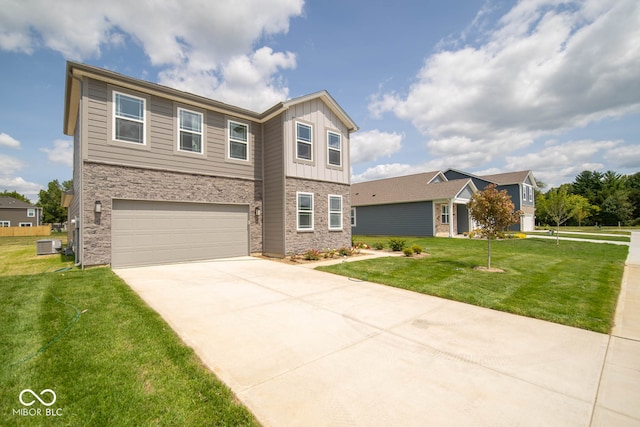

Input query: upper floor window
[178,108,203,154]
[441,204,450,224]
[296,122,312,161]
[523,184,533,203]
[27,208,35,217]
[229,120,249,161]
[327,131,342,167]
[114,91,145,144]
[297,192,314,231]
[329,195,343,230]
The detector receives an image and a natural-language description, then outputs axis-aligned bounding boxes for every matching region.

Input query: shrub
[323,248,337,259]
[388,238,406,251]
[338,246,352,257]
[354,242,370,250]
[373,241,384,250]
[402,247,414,257]
[303,249,320,260]
[513,233,527,239]
[411,244,423,254]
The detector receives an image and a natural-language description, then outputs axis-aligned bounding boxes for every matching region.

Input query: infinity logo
[19,389,57,407]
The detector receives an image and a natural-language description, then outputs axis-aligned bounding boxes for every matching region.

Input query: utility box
[36,239,62,255]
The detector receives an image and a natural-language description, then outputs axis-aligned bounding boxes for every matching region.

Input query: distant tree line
[535,170,640,227]
[1,179,73,225]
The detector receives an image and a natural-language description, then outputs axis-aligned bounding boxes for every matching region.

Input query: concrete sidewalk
[591,231,640,425]
[116,254,615,426]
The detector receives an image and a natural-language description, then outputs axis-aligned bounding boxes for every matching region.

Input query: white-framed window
[0,221,10,227]
[297,192,314,231]
[328,195,343,230]
[27,208,35,217]
[523,184,533,203]
[327,131,341,167]
[296,122,313,161]
[441,205,449,224]
[177,108,203,154]
[228,120,249,161]
[529,186,534,202]
[351,207,357,227]
[19,222,32,227]
[113,91,146,144]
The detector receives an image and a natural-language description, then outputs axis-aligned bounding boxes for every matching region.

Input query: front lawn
[319,236,628,333]
[0,236,258,426]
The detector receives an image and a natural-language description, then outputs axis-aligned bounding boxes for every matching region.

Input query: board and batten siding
[83,78,262,181]
[352,202,434,236]
[283,98,350,184]
[262,113,286,256]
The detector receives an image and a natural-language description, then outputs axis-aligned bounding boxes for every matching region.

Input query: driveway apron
[116,256,610,427]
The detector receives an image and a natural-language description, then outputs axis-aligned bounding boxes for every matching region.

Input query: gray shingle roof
[351,173,475,206]
[481,170,534,186]
[0,197,35,209]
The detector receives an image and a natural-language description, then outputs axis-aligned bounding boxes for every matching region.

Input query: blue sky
[0,0,638,202]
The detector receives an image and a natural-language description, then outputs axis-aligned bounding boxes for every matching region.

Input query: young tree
[571,195,599,227]
[538,187,581,244]
[467,184,522,269]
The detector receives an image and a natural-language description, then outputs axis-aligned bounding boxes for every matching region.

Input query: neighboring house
[0,197,42,227]
[351,171,478,237]
[444,169,537,232]
[63,61,357,268]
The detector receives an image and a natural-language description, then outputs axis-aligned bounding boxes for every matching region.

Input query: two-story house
[63,62,357,268]
[0,197,42,227]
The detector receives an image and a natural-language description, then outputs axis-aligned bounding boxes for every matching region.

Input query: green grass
[527,231,631,242]
[321,236,628,333]
[0,236,258,426]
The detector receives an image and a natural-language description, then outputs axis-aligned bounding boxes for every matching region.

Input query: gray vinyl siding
[458,184,474,199]
[84,78,262,180]
[283,98,350,184]
[263,113,285,256]
[352,202,434,236]
[500,184,521,210]
[444,170,492,191]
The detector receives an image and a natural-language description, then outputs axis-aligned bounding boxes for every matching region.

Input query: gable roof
[481,170,536,187]
[64,61,358,135]
[352,172,476,206]
[0,197,36,209]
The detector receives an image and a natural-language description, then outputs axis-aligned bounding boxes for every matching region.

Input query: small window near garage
[441,205,450,224]
[327,131,341,167]
[113,91,146,144]
[296,122,313,161]
[19,222,32,227]
[178,108,203,154]
[229,120,249,161]
[297,192,314,231]
[0,221,10,227]
[351,207,356,227]
[329,195,343,230]
[27,208,35,217]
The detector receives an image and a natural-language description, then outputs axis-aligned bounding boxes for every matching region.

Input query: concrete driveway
[115,256,610,426]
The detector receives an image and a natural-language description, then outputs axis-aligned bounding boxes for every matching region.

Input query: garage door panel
[112,200,249,268]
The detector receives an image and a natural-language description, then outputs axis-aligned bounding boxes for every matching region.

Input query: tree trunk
[556,220,560,245]
[487,237,491,269]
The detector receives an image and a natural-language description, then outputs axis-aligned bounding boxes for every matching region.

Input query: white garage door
[112,200,249,268]
[522,214,535,232]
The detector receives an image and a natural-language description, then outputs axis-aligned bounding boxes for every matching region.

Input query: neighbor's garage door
[112,200,249,268]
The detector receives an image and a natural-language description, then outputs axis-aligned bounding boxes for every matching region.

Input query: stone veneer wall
[81,162,263,266]
[435,203,457,236]
[284,177,351,255]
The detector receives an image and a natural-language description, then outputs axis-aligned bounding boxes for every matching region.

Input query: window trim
[19,222,32,227]
[227,119,250,162]
[295,121,313,162]
[0,221,10,227]
[328,195,343,231]
[297,192,314,231]
[441,204,450,224]
[112,90,147,145]
[27,208,35,217]
[351,207,357,227]
[327,130,342,167]
[176,107,204,155]
[107,86,150,151]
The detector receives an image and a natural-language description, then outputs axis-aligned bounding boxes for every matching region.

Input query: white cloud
[0,132,20,149]
[0,0,304,110]
[350,130,403,165]
[604,144,640,169]
[370,0,640,169]
[351,163,414,183]
[0,176,43,201]
[40,139,73,167]
[0,153,24,175]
